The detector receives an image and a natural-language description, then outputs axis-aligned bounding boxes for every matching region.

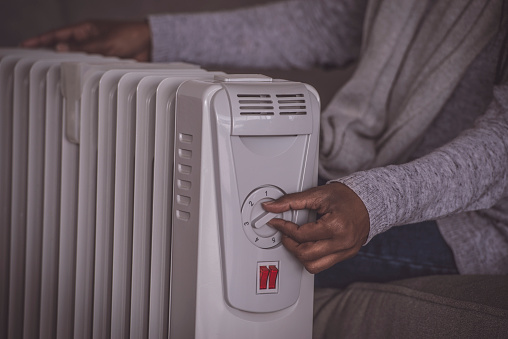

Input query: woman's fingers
[264,182,371,274]
[21,22,98,48]
[20,20,151,60]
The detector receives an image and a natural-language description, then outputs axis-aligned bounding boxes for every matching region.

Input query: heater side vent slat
[277,99,305,104]
[276,93,308,116]
[279,106,306,110]
[175,131,195,223]
[239,106,274,110]
[236,94,274,116]
[276,94,304,98]
[178,149,192,159]
[239,112,275,116]
[179,133,193,143]
[176,195,191,206]
[237,94,270,98]
[176,210,190,221]
[238,100,273,104]
[178,164,192,175]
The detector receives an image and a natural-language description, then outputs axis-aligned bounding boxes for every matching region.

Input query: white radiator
[0,49,319,339]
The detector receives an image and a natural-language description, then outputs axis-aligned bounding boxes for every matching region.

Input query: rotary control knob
[241,185,292,249]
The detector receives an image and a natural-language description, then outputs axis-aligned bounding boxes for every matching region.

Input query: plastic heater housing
[170,75,320,338]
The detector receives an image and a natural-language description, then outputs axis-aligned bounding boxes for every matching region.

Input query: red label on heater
[259,266,269,289]
[257,262,279,294]
[268,265,278,289]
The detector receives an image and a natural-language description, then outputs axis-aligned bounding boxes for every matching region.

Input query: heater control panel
[207,77,320,313]
[171,75,318,337]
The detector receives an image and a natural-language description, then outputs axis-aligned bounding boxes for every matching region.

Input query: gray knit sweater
[149,0,508,274]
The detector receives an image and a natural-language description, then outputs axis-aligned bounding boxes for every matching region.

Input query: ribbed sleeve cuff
[329,171,393,244]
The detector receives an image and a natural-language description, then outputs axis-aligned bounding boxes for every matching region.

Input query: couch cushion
[313,275,508,338]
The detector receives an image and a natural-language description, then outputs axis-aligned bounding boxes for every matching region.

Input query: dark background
[0,0,355,107]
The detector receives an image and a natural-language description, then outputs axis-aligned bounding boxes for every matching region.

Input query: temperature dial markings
[241,185,291,249]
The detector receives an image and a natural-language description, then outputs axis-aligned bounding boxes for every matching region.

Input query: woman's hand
[21,20,151,61]
[263,182,370,274]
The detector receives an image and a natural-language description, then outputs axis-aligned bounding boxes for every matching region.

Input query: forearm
[148,0,366,69]
[334,85,508,242]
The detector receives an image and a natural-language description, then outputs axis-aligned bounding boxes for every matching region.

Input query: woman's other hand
[21,20,151,61]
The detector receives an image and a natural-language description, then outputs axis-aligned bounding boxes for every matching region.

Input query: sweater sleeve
[333,84,508,243]
[148,0,366,69]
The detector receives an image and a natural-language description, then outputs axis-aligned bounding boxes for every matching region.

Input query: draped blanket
[319,0,501,179]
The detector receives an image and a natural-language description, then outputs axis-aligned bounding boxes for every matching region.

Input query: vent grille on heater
[237,93,307,116]
[175,132,194,222]
[238,94,274,115]
[277,94,307,115]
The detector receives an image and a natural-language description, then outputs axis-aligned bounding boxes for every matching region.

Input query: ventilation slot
[277,94,307,115]
[237,94,270,98]
[237,94,274,115]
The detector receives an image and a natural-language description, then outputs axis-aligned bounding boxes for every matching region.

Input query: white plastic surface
[0,51,111,339]
[130,72,222,339]
[56,84,80,339]
[93,67,206,339]
[170,78,320,338]
[0,48,318,339]
[40,63,63,339]
[71,69,102,339]
[148,78,178,339]
[61,61,199,144]
[147,75,216,338]
[225,81,314,136]
[214,74,272,82]
[212,83,319,313]
[112,69,207,339]
[8,53,52,339]
[130,75,169,339]
[25,55,105,339]
[38,53,116,338]
[0,55,25,339]
[7,52,82,339]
